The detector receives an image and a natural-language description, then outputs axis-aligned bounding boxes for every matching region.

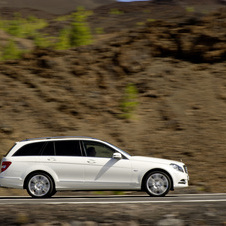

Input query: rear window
[13,142,45,156]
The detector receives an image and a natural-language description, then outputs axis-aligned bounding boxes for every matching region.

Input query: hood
[130,156,183,166]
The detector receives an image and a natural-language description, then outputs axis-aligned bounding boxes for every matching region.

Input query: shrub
[1,13,48,38]
[7,18,23,37]
[186,7,195,13]
[55,28,71,50]
[95,27,104,35]
[33,32,54,48]
[70,7,92,47]
[110,9,124,15]
[136,22,145,26]
[55,15,71,22]
[120,84,139,119]
[147,18,156,22]
[0,39,22,61]
[0,8,93,53]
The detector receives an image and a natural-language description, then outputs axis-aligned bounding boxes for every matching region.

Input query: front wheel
[26,172,55,198]
[144,171,171,197]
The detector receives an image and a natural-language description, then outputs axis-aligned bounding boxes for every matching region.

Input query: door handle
[47,158,56,161]
[87,159,96,164]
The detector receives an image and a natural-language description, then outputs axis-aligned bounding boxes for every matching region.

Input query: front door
[83,141,133,189]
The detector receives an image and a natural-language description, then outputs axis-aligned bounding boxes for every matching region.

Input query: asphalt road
[0,193,225,205]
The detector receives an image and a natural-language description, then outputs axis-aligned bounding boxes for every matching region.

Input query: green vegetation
[70,7,92,47]
[95,27,104,35]
[54,15,71,22]
[0,13,49,60]
[136,21,145,26]
[33,32,54,48]
[143,9,151,13]
[110,8,124,15]
[147,18,156,23]
[0,39,22,61]
[186,6,195,13]
[55,7,93,50]
[0,13,48,38]
[55,28,71,50]
[0,7,93,60]
[120,83,139,119]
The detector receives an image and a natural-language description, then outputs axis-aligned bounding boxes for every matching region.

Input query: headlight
[170,163,184,172]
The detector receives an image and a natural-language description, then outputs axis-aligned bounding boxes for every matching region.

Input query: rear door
[39,140,84,189]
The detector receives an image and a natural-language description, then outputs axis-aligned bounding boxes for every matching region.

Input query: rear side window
[13,142,45,156]
[42,142,54,156]
[55,141,81,156]
[41,140,82,156]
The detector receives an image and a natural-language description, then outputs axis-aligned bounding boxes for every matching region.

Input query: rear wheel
[26,172,55,198]
[144,171,171,197]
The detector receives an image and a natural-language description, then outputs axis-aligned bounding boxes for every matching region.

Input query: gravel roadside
[1,202,226,225]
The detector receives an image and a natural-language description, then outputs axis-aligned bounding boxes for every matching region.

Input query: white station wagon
[0,137,189,198]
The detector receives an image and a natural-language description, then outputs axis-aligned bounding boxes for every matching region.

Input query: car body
[0,137,189,198]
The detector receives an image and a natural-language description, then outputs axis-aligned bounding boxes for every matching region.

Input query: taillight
[1,161,12,172]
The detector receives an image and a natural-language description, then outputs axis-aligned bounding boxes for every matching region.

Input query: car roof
[20,136,97,142]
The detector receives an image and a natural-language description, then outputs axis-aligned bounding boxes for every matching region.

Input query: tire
[50,189,57,197]
[144,171,171,197]
[26,172,55,198]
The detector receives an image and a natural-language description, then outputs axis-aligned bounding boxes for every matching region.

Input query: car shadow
[0,196,32,199]
[51,195,178,199]
[0,195,178,199]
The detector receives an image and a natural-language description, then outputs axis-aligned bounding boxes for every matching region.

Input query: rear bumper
[0,176,23,189]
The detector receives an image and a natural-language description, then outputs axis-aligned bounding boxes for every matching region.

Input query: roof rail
[21,136,96,142]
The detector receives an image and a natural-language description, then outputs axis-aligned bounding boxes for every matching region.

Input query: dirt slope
[0,0,115,14]
[0,0,224,15]
[0,0,226,194]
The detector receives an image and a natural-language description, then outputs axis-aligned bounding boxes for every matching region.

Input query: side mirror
[113,153,122,159]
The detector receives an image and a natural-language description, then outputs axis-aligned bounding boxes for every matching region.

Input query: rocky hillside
[0,1,226,194]
[0,0,115,14]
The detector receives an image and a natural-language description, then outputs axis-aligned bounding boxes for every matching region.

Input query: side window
[83,141,115,158]
[42,142,55,156]
[55,141,81,156]
[13,142,45,156]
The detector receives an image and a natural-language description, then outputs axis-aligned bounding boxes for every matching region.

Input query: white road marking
[0,193,225,198]
[0,194,226,205]
[43,199,226,205]
[0,199,226,205]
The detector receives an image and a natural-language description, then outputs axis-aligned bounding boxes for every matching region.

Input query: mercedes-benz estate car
[0,137,189,198]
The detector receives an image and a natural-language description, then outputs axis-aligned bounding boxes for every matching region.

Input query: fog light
[178,179,186,184]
